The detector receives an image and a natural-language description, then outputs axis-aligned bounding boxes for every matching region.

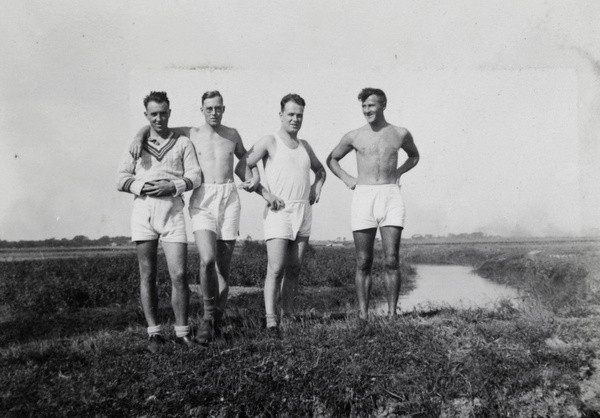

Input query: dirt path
[189,285,262,298]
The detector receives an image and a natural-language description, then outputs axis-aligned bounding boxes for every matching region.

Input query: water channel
[377,264,521,313]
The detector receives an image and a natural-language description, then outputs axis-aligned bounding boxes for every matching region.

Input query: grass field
[1,239,600,417]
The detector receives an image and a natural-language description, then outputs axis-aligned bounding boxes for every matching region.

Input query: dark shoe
[147,334,165,354]
[266,326,281,339]
[175,334,194,348]
[196,320,215,345]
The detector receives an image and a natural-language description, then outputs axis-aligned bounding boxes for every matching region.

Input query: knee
[199,256,216,271]
[170,267,187,286]
[286,262,301,277]
[383,253,399,271]
[268,262,286,279]
[356,253,373,273]
[138,263,156,283]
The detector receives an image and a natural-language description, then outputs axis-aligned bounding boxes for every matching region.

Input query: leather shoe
[175,334,194,348]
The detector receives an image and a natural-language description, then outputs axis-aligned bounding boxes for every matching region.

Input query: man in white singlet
[242,93,326,334]
[327,88,419,320]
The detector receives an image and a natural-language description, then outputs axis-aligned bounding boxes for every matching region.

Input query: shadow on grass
[2,285,445,347]
[0,303,145,347]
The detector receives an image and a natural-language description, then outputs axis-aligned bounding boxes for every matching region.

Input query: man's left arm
[302,140,326,205]
[396,130,420,182]
[233,131,260,192]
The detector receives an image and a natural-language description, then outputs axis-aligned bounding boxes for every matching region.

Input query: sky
[2,0,600,241]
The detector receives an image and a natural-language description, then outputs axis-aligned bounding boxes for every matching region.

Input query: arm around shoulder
[172,138,202,196]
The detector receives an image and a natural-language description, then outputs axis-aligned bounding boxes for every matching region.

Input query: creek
[376,264,521,313]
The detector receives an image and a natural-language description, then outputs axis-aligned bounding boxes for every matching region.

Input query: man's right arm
[116,152,146,195]
[326,132,357,190]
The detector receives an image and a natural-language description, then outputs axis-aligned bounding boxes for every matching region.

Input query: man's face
[280,101,304,134]
[362,94,385,124]
[202,96,225,127]
[144,101,171,134]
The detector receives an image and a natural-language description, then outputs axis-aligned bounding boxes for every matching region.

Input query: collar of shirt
[147,131,173,147]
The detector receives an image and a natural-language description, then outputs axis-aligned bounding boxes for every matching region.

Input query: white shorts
[189,182,241,240]
[131,195,188,243]
[351,184,405,231]
[263,200,311,241]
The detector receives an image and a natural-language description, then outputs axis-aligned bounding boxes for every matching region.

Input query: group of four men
[117,88,419,353]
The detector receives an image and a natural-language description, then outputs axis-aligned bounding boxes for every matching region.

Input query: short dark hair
[358,88,387,107]
[201,90,223,104]
[280,93,305,111]
[143,91,170,108]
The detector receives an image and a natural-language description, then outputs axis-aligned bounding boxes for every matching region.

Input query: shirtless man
[118,91,202,353]
[130,91,259,343]
[327,88,419,319]
[241,93,326,335]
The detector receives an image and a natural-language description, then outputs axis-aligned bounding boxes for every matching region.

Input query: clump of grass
[0,301,592,417]
[477,254,591,315]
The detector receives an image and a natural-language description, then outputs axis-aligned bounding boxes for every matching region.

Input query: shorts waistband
[355,184,401,190]
[200,181,238,190]
[135,194,183,202]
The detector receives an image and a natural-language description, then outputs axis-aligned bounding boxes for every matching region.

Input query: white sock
[266,314,278,328]
[174,325,190,338]
[147,325,162,336]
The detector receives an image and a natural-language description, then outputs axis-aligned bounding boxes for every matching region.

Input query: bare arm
[129,126,193,159]
[301,140,326,205]
[396,131,420,182]
[241,136,285,210]
[233,131,260,191]
[326,132,357,190]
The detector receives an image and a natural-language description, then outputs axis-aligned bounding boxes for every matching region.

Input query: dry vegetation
[1,239,600,417]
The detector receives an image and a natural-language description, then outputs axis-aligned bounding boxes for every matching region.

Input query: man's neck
[368,118,388,132]
[150,128,172,140]
[278,128,298,141]
[205,123,223,134]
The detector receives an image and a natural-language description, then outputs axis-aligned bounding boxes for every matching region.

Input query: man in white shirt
[117,91,202,353]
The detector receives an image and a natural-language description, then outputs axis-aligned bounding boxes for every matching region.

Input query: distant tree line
[0,236,133,248]
[410,232,500,240]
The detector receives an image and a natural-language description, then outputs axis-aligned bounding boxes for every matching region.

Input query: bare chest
[355,134,402,159]
[192,133,236,162]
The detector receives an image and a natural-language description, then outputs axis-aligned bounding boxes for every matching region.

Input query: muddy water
[377,264,521,313]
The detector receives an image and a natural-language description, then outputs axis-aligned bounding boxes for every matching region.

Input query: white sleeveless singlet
[264,133,311,202]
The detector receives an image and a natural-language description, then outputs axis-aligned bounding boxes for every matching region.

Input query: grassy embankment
[1,240,600,417]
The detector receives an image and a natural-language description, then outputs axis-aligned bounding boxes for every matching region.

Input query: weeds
[1,240,599,417]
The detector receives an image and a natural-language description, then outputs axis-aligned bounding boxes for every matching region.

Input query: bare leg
[264,239,289,327]
[162,241,189,326]
[380,226,403,317]
[353,229,377,320]
[193,230,218,321]
[280,236,309,317]
[215,239,236,313]
[136,240,159,327]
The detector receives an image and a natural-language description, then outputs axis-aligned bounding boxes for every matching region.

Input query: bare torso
[353,124,409,185]
[190,125,241,184]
